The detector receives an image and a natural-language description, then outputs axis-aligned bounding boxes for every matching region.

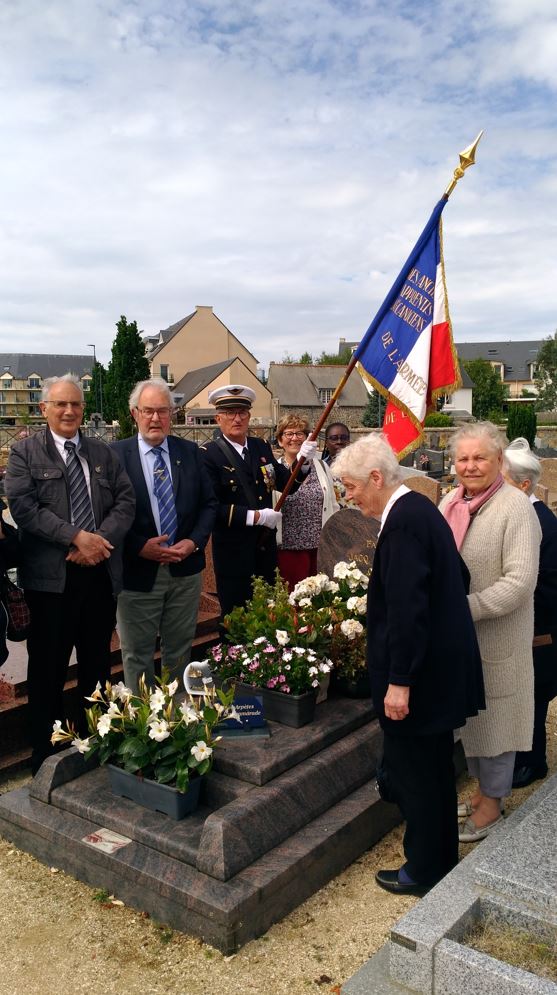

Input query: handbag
[1,574,31,641]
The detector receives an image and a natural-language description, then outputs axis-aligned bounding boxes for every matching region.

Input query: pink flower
[264,645,276,654]
[249,661,260,671]
[280,685,291,694]
[267,677,278,688]
[278,674,286,683]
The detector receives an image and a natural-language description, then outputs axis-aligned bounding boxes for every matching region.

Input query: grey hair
[128,378,174,411]
[449,421,504,460]
[504,437,541,491]
[332,432,403,487]
[41,374,84,402]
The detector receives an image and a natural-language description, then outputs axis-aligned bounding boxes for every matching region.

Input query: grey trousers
[467,752,516,799]
[117,566,202,693]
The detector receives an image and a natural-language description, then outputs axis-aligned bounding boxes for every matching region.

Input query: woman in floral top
[275,415,338,591]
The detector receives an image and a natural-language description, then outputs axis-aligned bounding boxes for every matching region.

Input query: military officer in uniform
[200,385,317,617]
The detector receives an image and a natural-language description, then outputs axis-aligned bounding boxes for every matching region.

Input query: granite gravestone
[317,508,380,578]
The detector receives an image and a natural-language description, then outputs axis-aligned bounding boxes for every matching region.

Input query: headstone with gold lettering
[317,508,379,579]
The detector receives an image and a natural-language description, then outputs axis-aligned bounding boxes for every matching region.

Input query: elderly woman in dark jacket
[503,437,557,789]
[0,505,20,665]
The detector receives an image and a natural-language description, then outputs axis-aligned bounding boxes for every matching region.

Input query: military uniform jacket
[200,435,294,579]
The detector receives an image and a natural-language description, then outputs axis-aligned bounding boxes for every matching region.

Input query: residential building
[174,358,273,427]
[267,363,369,428]
[0,354,93,423]
[455,341,542,398]
[145,306,260,386]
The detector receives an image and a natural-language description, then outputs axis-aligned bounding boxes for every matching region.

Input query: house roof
[173,359,236,404]
[267,364,368,406]
[455,341,543,382]
[0,353,93,378]
[146,312,196,360]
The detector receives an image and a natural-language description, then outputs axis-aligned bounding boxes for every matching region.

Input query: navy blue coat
[112,434,217,592]
[532,500,557,690]
[367,490,485,737]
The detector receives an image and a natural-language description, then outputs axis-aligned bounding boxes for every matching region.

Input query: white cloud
[0,0,556,370]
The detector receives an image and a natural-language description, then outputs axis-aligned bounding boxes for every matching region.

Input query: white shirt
[379,483,411,535]
[137,434,172,535]
[51,429,92,496]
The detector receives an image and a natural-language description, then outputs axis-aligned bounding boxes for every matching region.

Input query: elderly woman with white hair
[334,434,484,896]
[503,437,557,789]
[440,422,541,843]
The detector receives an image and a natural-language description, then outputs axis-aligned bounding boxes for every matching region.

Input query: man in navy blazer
[112,379,217,691]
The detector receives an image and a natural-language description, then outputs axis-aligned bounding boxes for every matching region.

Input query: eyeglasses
[46,400,84,410]
[219,409,250,418]
[282,431,307,439]
[327,434,349,442]
[137,407,172,418]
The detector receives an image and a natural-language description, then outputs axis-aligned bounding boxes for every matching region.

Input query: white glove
[257,508,282,529]
[298,439,318,461]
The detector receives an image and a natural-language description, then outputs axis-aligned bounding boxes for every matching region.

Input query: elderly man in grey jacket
[6,374,135,774]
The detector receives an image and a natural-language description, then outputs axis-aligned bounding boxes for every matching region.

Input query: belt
[533,634,553,647]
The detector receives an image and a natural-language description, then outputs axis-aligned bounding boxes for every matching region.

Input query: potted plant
[289,561,371,697]
[51,672,237,819]
[209,573,333,727]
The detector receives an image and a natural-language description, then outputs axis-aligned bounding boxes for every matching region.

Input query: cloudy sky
[1,0,556,370]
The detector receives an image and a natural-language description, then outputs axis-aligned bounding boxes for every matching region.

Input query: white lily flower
[51,720,66,743]
[166,679,179,697]
[191,741,212,762]
[275,629,289,646]
[107,701,122,718]
[180,702,199,725]
[149,689,166,713]
[148,719,170,742]
[84,682,103,702]
[97,715,112,738]
[113,681,133,702]
[71,736,90,754]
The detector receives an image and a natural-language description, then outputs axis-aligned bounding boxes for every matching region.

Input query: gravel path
[1,702,555,995]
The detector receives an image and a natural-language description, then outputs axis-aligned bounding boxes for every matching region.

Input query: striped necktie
[64,441,95,532]
[152,446,177,546]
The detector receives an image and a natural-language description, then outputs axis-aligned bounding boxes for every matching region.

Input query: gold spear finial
[444,130,484,197]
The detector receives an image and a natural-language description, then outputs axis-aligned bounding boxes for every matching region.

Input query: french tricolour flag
[354,197,460,458]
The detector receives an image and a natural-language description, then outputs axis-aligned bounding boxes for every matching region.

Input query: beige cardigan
[439,483,541,756]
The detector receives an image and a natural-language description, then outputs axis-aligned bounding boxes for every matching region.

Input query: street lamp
[87,343,103,420]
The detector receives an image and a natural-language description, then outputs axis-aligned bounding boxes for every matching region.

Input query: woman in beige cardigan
[440,422,541,842]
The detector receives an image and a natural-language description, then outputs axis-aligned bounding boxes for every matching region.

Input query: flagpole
[274,131,484,510]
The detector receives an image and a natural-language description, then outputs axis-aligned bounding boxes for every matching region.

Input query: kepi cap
[208,385,255,410]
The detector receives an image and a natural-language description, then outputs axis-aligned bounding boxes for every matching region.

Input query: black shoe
[375,869,433,897]
[512,764,548,789]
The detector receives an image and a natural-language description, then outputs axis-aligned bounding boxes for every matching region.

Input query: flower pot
[106,765,203,820]
[331,670,371,698]
[236,683,317,728]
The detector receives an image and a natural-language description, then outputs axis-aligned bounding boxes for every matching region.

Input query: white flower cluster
[289,573,339,604]
[333,561,369,590]
[340,618,364,640]
[346,595,367,615]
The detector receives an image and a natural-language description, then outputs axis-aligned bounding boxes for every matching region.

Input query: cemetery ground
[0,702,555,995]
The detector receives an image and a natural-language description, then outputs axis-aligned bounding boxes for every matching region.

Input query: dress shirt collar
[222,434,248,456]
[138,434,170,457]
[379,483,411,534]
[50,428,81,457]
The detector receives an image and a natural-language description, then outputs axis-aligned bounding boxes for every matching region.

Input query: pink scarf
[443,473,504,550]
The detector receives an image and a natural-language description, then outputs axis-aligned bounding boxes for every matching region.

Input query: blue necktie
[64,441,96,532]
[152,447,177,546]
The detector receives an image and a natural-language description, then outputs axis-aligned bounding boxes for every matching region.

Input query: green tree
[105,315,150,438]
[506,404,537,448]
[299,351,313,364]
[84,360,108,420]
[315,347,353,365]
[463,358,508,421]
[362,389,385,428]
[534,331,557,412]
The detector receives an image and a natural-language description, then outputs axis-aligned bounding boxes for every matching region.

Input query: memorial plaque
[317,507,380,578]
[403,472,442,505]
[219,690,269,738]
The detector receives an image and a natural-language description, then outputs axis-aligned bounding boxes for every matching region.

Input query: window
[83,381,91,391]
[160,364,169,382]
[28,376,40,388]
[29,391,41,402]
[318,387,334,404]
